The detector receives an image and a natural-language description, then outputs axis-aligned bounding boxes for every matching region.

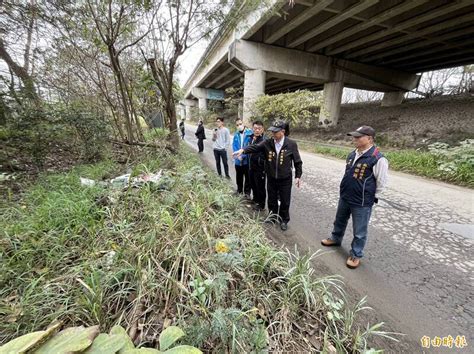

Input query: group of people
[191,118,388,269]
[203,117,302,232]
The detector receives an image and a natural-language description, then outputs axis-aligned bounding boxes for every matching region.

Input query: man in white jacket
[212,117,231,179]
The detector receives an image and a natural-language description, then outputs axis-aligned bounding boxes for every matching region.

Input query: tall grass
[1,146,392,352]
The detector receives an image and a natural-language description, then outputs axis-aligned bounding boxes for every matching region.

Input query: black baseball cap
[268,121,286,132]
[347,125,375,137]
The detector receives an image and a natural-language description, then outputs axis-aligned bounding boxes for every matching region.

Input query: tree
[143,0,262,149]
[80,0,156,145]
[418,67,459,98]
[0,0,41,103]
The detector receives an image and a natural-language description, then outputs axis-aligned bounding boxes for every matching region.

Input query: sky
[177,40,209,86]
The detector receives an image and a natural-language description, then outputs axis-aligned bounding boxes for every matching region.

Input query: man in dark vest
[321,126,388,269]
[247,120,267,211]
[195,120,206,153]
[233,120,302,231]
[179,120,185,140]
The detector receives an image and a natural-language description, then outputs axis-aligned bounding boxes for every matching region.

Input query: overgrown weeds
[1,145,392,352]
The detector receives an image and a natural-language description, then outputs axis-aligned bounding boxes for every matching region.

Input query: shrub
[254,91,322,127]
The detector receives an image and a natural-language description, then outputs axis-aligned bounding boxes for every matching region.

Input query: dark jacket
[244,137,302,179]
[248,134,266,171]
[195,124,206,140]
[340,145,383,207]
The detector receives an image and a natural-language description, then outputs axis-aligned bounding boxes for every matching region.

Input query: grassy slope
[1,145,391,352]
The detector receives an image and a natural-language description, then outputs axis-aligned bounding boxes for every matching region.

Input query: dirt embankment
[292,94,474,148]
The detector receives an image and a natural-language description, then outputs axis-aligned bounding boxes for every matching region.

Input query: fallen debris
[81,170,165,189]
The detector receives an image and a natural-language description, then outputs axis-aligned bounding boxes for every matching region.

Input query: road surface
[183,124,473,352]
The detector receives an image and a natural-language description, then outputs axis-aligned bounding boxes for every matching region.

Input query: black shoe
[225,176,231,180]
[280,222,288,231]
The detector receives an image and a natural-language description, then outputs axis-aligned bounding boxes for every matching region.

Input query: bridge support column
[198,98,208,111]
[243,69,266,123]
[184,99,197,121]
[191,87,224,114]
[319,81,343,127]
[382,91,405,106]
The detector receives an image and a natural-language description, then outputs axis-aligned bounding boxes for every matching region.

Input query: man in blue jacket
[232,118,253,197]
[321,126,388,269]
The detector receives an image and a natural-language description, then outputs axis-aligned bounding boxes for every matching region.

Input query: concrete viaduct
[181,0,474,126]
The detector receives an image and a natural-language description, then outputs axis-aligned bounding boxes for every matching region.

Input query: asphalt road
[183,124,473,353]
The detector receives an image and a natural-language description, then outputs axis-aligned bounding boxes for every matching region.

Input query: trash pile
[80,170,172,190]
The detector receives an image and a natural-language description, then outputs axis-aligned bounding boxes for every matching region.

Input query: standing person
[179,120,185,140]
[195,120,206,153]
[233,121,302,231]
[248,120,267,211]
[320,126,388,269]
[232,119,252,196]
[212,117,231,179]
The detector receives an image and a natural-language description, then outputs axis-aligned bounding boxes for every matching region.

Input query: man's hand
[233,149,244,158]
[295,178,301,188]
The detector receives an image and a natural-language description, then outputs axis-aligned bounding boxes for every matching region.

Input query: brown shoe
[346,256,360,269]
[321,238,340,247]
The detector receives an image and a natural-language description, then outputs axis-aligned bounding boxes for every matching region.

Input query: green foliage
[1,146,390,352]
[0,324,200,354]
[1,101,110,173]
[35,326,100,354]
[57,103,111,162]
[222,84,243,121]
[254,91,322,127]
[144,128,168,141]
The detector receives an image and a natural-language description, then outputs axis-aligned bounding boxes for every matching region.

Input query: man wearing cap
[233,120,302,231]
[321,126,388,269]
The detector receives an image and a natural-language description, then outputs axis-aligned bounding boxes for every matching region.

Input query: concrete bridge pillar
[319,81,344,127]
[198,98,208,111]
[184,99,197,121]
[243,69,266,123]
[191,87,224,114]
[382,91,405,106]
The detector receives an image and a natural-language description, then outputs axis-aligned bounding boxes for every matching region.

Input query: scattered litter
[110,174,131,188]
[130,170,163,187]
[80,170,165,190]
[80,177,96,186]
[0,172,16,182]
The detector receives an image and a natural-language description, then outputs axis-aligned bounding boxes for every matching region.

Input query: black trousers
[235,164,251,195]
[197,139,204,152]
[267,176,292,223]
[213,149,229,177]
[249,168,266,208]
